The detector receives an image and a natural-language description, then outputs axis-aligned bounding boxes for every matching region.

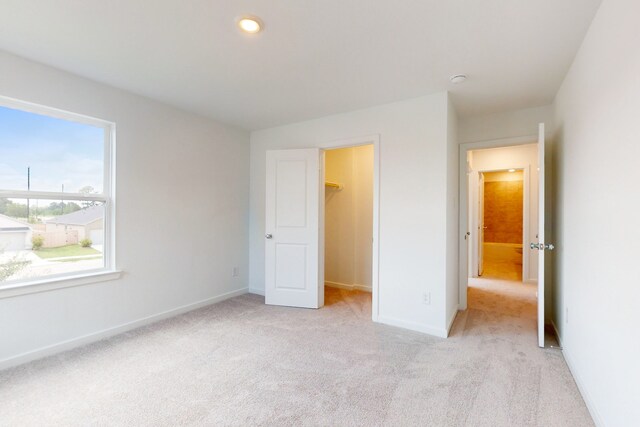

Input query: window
[0,96,115,291]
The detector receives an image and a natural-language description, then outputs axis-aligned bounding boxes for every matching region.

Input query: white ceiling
[0,0,601,130]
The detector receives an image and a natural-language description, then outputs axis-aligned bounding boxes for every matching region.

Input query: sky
[0,105,104,194]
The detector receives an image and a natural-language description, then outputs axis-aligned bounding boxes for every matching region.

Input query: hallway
[468,276,535,317]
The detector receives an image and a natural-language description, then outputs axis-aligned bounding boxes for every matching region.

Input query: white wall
[324,145,373,291]
[468,144,539,283]
[445,96,459,331]
[553,0,640,425]
[459,105,554,143]
[325,147,355,287]
[353,146,374,289]
[249,93,456,337]
[483,170,524,182]
[0,51,250,367]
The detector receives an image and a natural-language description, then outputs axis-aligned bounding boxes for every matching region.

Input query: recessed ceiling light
[450,74,467,84]
[237,16,263,34]
[508,168,516,172]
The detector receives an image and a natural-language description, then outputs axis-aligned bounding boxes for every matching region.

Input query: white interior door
[265,148,322,308]
[534,123,550,348]
[478,172,485,276]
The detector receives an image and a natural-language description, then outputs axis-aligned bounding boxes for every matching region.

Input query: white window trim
[0,95,118,298]
[0,270,122,299]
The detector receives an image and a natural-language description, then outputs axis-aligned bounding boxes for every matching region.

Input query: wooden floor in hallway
[481,242,524,281]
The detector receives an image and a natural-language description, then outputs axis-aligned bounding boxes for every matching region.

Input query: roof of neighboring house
[46,205,104,226]
[0,213,31,232]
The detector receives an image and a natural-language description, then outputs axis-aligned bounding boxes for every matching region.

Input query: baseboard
[0,287,249,371]
[248,287,265,296]
[325,281,352,290]
[561,346,605,427]
[325,281,372,293]
[377,315,448,338]
[446,307,459,337]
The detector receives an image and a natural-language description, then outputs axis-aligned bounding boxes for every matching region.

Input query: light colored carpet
[0,281,593,426]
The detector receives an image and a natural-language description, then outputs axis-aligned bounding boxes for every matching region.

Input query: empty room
[0,1,638,426]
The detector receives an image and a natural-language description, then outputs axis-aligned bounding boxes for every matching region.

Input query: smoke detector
[450,74,468,84]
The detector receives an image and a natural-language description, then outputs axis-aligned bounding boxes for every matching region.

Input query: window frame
[0,95,118,297]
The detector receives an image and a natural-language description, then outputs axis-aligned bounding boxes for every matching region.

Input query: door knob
[265,234,273,239]
[530,243,555,251]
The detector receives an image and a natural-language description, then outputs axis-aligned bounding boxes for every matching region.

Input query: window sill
[0,270,122,300]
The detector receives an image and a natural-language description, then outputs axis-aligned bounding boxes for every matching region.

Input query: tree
[78,186,98,208]
[0,249,30,282]
[5,202,28,219]
[46,201,80,216]
[48,201,62,212]
[0,198,10,215]
[63,202,81,214]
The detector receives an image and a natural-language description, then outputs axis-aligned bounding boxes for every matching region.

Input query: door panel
[275,244,307,290]
[275,160,308,227]
[265,148,322,308]
[536,123,546,347]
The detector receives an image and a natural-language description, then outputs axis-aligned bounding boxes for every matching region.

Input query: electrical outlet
[422,292,431,305]
[232,267,239,277]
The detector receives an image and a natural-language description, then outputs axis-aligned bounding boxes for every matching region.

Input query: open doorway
[459,131,549,347]
[323,145,374,312]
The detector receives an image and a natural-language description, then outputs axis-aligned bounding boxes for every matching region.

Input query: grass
[34,244,100,259]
